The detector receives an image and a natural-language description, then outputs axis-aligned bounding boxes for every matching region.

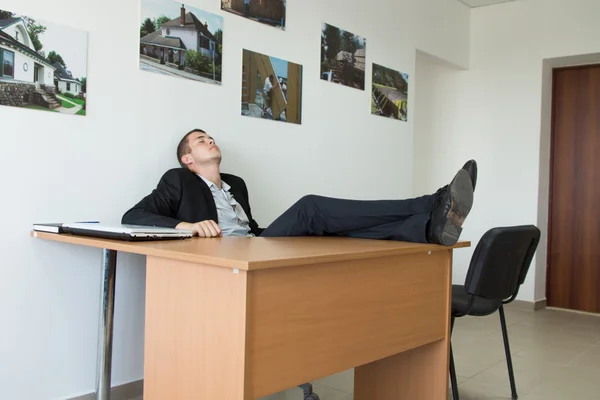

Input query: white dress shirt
[198,175,254,237]
[264,77,273,94]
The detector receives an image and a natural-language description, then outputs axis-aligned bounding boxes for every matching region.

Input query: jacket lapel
[192,173,218,222]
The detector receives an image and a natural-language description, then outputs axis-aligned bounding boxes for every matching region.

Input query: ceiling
[456,0,517,7]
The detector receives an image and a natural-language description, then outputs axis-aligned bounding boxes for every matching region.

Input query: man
[243,0,250,17]
[122,129,477,246]
[262,74,277,116]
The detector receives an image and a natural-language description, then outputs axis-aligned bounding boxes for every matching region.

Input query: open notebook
[62,223,194,242]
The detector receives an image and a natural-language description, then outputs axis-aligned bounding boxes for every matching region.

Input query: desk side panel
[247,251,449,398]
[143,256,250,399]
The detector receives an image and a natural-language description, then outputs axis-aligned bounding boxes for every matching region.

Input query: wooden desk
[32,232,469,400]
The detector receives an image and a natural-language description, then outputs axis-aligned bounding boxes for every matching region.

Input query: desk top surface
[32,231,470,270]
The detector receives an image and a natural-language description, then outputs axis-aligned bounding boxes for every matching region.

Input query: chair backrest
[464,225,541,301]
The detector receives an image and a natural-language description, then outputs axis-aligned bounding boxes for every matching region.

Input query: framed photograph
[371,63,408,121]
[320,22,366,90]
[0,9,88,116]
[241,49,302,124]
[140,0,223,85]
[221,0,286,30]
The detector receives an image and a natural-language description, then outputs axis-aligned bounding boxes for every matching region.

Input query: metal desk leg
[96,249,117,400]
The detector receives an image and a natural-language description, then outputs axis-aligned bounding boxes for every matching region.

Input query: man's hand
[176,221,222,238]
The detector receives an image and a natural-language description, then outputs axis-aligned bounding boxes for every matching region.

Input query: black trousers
[260,194,436,243]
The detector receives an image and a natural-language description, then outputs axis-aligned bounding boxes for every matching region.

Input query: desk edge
[245,241,470,270]
[30,231,251,270]
[31,231,470,271]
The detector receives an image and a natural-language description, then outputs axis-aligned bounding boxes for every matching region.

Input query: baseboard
[506,299,547,311]
[68,380,143,400]
[546,306,600,317]
[534,299,548,310]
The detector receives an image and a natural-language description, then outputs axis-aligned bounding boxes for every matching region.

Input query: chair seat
[452,285,503,316]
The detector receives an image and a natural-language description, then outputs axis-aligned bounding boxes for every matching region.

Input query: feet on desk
[427,161,476,246]
[462,159,478,191]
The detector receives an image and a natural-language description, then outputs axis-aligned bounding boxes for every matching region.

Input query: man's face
[183,132,221,167]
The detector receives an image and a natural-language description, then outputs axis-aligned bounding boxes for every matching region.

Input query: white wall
[14,51,32,81]
[41,65,54,85]
[414,0,600,301]
[0,0,469,398]
[166,27,198,52]
[410,0,471,69]
[413,50,467,196]
[8,20,33,49]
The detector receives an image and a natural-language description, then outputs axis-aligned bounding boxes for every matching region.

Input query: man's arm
[121,171,183,228]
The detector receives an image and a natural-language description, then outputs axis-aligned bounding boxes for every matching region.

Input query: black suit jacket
[121,168,264,236]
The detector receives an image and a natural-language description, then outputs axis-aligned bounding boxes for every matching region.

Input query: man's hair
[177,128,205,168]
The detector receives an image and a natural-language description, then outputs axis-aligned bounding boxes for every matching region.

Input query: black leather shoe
[427,169,474,246]
[462,160,477,191]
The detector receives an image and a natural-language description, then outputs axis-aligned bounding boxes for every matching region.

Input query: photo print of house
[0,9,88,116]
[320,23,366,90]
[140,0,223,85]
[371,63,408,121]
[221,0,286,30]
[241,49,302,124]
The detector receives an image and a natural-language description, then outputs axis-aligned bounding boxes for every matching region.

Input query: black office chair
[449,225,541,400]
[299,383,319,400]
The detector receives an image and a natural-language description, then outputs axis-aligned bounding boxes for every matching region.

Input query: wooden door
[547,64,600,313]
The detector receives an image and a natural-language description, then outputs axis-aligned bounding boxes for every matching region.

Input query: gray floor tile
[138,306,600,400]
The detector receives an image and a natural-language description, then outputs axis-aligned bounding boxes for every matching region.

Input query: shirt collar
[197,174,230,191]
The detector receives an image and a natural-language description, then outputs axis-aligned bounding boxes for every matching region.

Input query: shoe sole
[439,169,474,246]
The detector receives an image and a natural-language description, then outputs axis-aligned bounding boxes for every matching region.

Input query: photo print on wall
[221,0,286,30]
[371,63,408,121]
[241,49,302,124]
[140,0,223,85]
[320,22,366,90]
[0,9,88,116]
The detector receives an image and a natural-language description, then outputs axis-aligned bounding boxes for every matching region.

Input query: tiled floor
[256,306,600,400]
[128,306,600,400]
